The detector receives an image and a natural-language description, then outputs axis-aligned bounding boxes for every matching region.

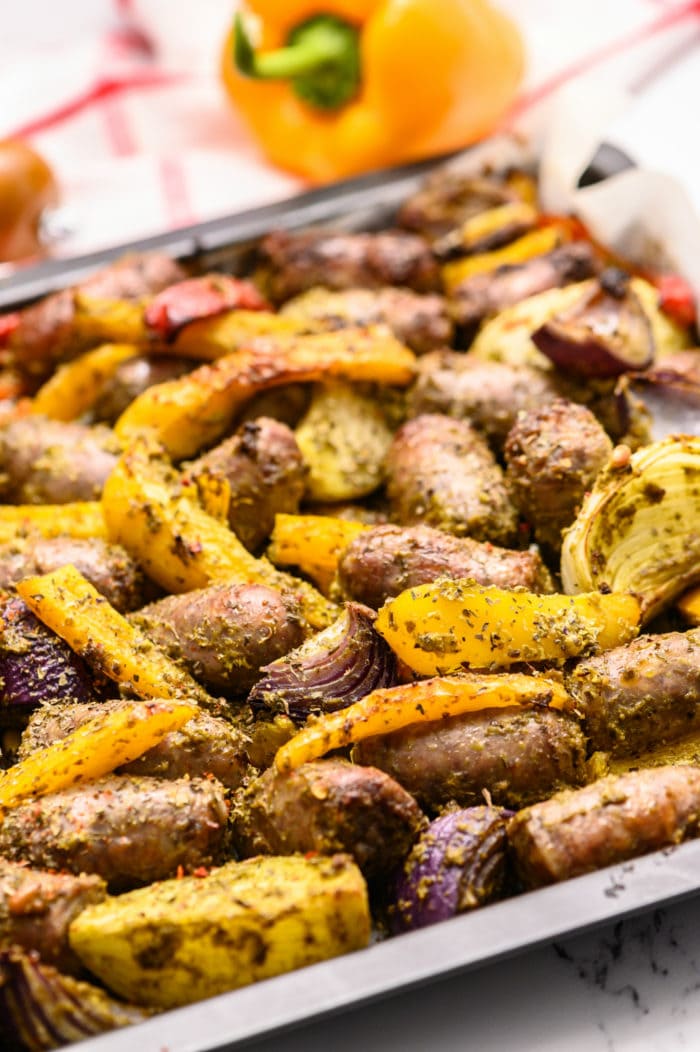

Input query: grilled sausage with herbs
[0,859,106,975]
[0,775,229,890]
[353,706,588,812]
[0,416,120,504]
[508,764,700,888]
[184,417,306,553]
[336,523,553,609]
[0,536,149,613]
[92,354,197,424]
[131,582,304,694]
[232,758,424,882]
[281,286,453,354]
[385,414,517,545]
[257,229,440,303]
[504,399,613,553]
[566,628,700,758]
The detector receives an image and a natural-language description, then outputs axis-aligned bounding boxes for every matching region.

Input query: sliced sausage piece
[92,354,197,424]
[281,286,453,355]
[337,523,553,609]
[504,399,613,553]
[567,628,700,758]
[0,860,106,975]
[232,758,424,881]
[353,707,588,812]
[0,775,229,890]
[385,414,517,545]
[508,765,700,888]
[409,352,565,449]
[258,229,440,303]
[131,583,304,693]
[0,537,149,613]
[185,418,306,552]
[0,416,120,503]
[18,700,249,790]
[397,173,518,241]
[449,242,599,327]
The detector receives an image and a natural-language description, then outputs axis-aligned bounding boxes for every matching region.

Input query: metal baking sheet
[3,138,682,1052]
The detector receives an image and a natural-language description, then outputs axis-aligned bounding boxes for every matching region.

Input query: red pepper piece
[145,275,269,341]
[0,312,21,347]
[652,273,697,329]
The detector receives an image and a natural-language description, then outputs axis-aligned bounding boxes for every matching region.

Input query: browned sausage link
[385,414,518,545]
[18,701,250,790]
[232,758,424,881]
[508,765,700,889]
[353,707,588,812]
[397,172,518,241]
[131,583,304,693]
[257,229,440,303]
[566,628,700,758]
[448,242,599,327]
[0,416,120,504]
[0,776,229,889]
[281,287,453,355]
[337,523,554,609]
[92,354,198,425]
[0,859,106,975]
[504,399,613,553]
[185,418,306,553]
[0,537,149,613]
[9,253,186,370]
[408,352,565,449]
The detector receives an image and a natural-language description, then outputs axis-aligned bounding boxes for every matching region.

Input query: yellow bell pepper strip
[375,580,641,677]
[222,1,524,183]
[0,502,107,544]
[274,671,569,771]
[268,513,369,593]
[16,565,212,705]
[441,226,562,293]
[31,343,139,421]
[115,325,416,460]
[102,442,337,630]
[0,698,198,810]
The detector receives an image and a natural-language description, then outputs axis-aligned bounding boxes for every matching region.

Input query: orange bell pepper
[222,1,524,183]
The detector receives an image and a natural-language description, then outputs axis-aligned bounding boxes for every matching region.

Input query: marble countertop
[246,896,700,1052]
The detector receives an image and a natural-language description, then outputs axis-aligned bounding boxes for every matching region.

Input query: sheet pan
[4,138,684,1052]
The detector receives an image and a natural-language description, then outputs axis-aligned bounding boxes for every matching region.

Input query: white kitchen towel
[1,0,700,262]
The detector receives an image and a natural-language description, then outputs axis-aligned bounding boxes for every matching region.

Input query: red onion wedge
[0,596,101,725]
[533,269,654,379]
[391,805,512,933]
[0,947,150,1050]
[248,602,397,724]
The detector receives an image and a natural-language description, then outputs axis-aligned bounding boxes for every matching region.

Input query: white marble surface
[246,897,700,1052]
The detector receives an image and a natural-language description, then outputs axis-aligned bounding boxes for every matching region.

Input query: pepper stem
[234,13,361,111]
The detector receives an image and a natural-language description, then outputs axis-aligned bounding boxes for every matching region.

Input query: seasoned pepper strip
[0,501,107,543]
[268,513,369,593]
[16,565,212,704]
[0,697,199,809]
[31,343,140,421]
[102,442,337,630]
[114,325,416,459]
[274,672,569,771]
[375,580,641,677]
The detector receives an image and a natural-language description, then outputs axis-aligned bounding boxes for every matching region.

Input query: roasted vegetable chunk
[69,854,370,1008]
